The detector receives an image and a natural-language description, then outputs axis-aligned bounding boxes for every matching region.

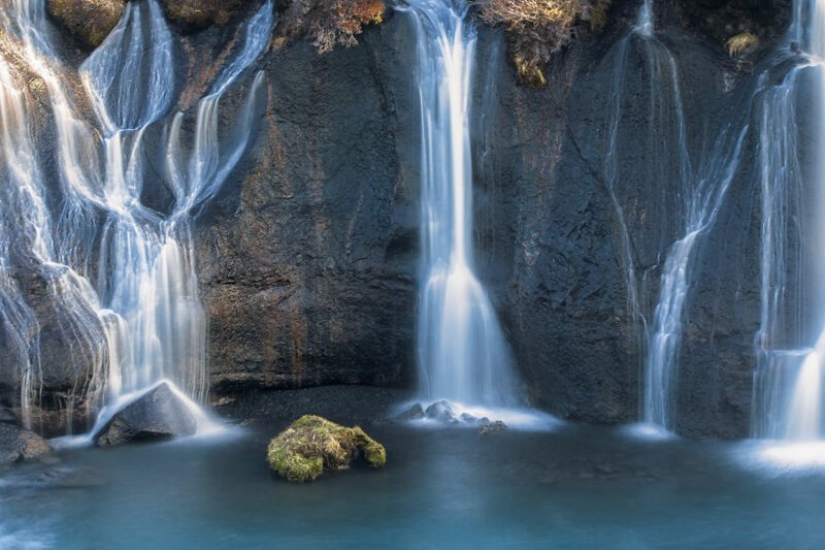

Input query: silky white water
[753,0,825,443]
[0,0,273,434]
[604,1,750,433]
[398,0,523,411]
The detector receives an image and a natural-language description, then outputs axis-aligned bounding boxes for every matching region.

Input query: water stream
[0,0,273,435]
[399,0,524,412]
[605,0,751,434]
[753,0,825,445]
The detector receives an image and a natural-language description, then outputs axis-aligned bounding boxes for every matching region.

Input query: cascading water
[398,0,523,413]
[0,0,111,432]
[753,0,825,448]
[606,1,750,434]
[0,0,273,436]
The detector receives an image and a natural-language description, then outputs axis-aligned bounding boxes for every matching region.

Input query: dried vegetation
[475,0,611,87]
[274,0,386,53]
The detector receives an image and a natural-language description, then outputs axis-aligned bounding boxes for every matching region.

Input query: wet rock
[478,420,508,435]
[0,423,52,465]
[0,407,16,424]
[397,403,425,421]
[424,400,455,422]
[93,383,198,447]
[46,0,125,49]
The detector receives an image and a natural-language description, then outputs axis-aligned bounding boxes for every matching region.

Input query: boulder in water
[397,403,425,421]
[0,423,52,465]
[93,382,198,447]
[478,420,508,435]
[267,415,386,482]
[424,400,456,423]
[46,0,125,49]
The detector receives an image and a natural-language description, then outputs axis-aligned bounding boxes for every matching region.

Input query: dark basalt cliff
[196,0,789,438]
[196,18,419,394]
[0,0,796,438]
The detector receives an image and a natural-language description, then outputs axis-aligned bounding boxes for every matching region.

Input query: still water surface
[2,423,825,548]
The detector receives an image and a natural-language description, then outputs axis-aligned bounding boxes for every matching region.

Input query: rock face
[93,383,198,447]
[46,0,125,49]
[0,0,798,439]
[158,0,244,33]
[197,16,419,395]
[197,3,779,438]
[0,423,52,465]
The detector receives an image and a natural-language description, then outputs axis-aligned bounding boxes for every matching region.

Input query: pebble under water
[3,411,825,549]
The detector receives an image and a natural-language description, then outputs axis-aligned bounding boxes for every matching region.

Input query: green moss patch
[266,415,386,482]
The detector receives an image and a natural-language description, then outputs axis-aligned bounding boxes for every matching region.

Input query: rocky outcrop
[196,14,418,395]
[158,0,246,33]
[93,383,198,446]
[46,0,125,49]
[0,423,52,465]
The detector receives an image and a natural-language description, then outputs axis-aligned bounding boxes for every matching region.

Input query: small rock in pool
[424,400,454,422]
[398,403,425,421]
[478,420,508,435]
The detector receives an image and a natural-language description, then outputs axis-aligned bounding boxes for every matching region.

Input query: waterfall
[398,0,523,409]
[0,0,111,431]
[0,0,273,435]
[753,0,825,442]
[606,1,750,434]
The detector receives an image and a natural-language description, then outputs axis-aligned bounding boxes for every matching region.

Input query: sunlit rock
[46,0,125,49]
[158,0,242,33]
[0,423,52,465]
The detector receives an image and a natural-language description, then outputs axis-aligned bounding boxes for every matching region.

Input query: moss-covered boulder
[46,0,125,49]
[267,415,386,482]
[158,0,244,33]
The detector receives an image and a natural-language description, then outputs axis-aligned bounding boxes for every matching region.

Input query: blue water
[3,421,825,548]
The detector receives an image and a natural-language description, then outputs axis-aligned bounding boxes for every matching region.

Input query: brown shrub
[476,0,611,87]
[275,0,385,53]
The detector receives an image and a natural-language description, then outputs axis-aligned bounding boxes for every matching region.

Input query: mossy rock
[46,0,125,49]
[266,415,386,482]
[158,0,244,33]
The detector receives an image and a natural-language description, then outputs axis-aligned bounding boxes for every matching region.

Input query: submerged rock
[424,400,455,423]
[0,423,52,465]
[397,403,425,421]
[46,0,125,49]
[478,420,508,435]
[93,382,198,447]
[267,415,386,482]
